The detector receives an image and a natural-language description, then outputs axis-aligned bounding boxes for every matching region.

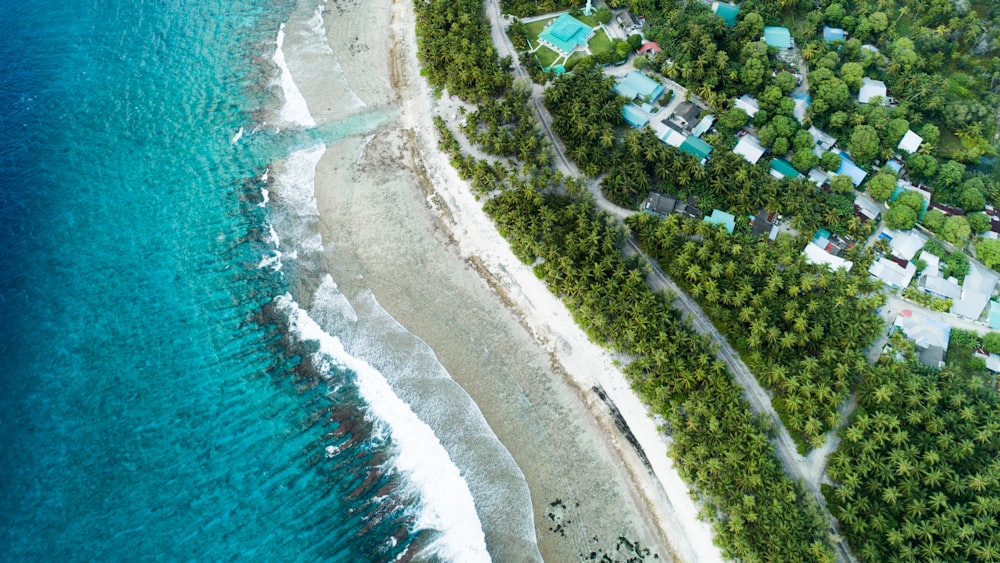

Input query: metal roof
[763,26,792,49]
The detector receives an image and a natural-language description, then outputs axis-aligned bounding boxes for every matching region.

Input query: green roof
[538,14,593,55]
[679,136,713,160]
[614,71,665,102]
[763,26,792,49]
[712,2,740,26]
[622,104,649,128]
[990,301,1000,329]
[704,209,736,234]
[770,158,800,179]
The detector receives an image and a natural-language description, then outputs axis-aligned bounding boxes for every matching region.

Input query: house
[733,134,766,164]
[894,310,951,368]
[836,151,868,186]
[792,94,809,123]
[712,2,740,26]
[637,41,661,55]
[750,209,776,237]
[974,350,1000,372]
[691,114,715,137]
[808,126,837,153]
[808,167,831,188]
[870,256,916,289]
[922,275,962,300]
[885,229,927,261]
[823,26,847,42]
[858,77,888,104]
[770,158,800,179]
[951,262,999,320]
[763,26,793,49]
[659,125,687,147]
[854,194,882,223]
[897,130,923,154]
[679,135,713,162]
[734,95,759,118]
[704,209,737,233]
[643,192,678,216]
[617,11,642,33]
[614,71,666,103]
[538,14,595,56]
[672,102,702,129]
[622,104,649,128]
[804,243,853,271]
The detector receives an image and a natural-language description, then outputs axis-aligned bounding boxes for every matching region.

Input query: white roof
[975,351,1000,372]
[869,257,916,289]
[734,95,759,117]
[793,97,808,123]
[661,128,686,147]
[858,77,888,104]
[887,229,927,261]
[808,126,837,151]
[921,253,941,278]
[898,129,922,153]
[923,275,962,300]
[804,243,853,271]
[894,312,951,350]
[733,135,765,164]
[691,114,715,137]
[808,168,830,187]
[854,194,882,219]
[952,262,999,319]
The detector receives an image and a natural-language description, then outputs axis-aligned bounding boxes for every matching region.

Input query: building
[770,158,800,180]
[951,262,999,320]
[792,94,809,123]
[763,26,793,49]
[637,41,661,55]
[894,310,951,368]
[622,104,649,128]
[836,151,868,186]
[712,2,740,26]
[922,275,962,300]
[672,102,702,130]
[733,134,766,164]
[990,300,1000,329]
[679,135,713,162]
[691,114,715,138]
[858,77,888,104]
[808,167,831,188]
[870,256,916,289]
[854,194,882,223]
[614,71,666,103]
[808,126,837,153]
[704,209,736,234]
[974,350,1000,372]
[734,95,759,118]
[804,243,853,271]
[750,209,777,238]
[539,14,595,56]
[643,192,678,216]
[617,11,642,33]
[659,124,686,147]
[884,229,927,261]
[823,26,847,42]
[897,129,922,154]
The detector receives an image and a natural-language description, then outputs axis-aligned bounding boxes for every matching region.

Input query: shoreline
[384,1,723,561]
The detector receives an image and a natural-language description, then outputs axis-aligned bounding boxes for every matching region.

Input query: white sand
[385,1,724,562]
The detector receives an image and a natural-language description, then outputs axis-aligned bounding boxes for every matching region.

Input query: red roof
[638,42,661,54]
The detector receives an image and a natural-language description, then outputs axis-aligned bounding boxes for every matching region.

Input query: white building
[897,129,923,154]
[733,135,766,164]
[858,77,888,104]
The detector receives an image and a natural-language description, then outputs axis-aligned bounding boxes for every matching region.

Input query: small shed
[763,26,793,49]
[712,2,740,26]
[858,77,888,104]
[614,71,665,103]
[822,26,847,42]
[704,209,737,234]
[897,130,923,154]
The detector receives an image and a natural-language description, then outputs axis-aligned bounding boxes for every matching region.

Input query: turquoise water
[0,1,465,560]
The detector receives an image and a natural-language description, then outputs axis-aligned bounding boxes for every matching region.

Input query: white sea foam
[311,274,358,325]
[273,145,324,218]
[230,126,244,144]
[303,2,366,110]
[275,294,491,563]
[273,24,316,128]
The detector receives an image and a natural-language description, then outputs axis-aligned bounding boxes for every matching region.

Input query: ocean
[0,0,516,560]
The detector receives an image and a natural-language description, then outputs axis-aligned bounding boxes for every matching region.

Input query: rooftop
[990,300,1000,329]
[897,129,922,154]
[858,77,888,104]
[870,257,916,289]
[712,2,740,26]
[637,41,661,55]
[733,135,766,164]
[539,14,593,55]
[673,102,701,127]
[679,135,713,161]
[923,275,962,300]
[643,192,678,216]
[886,228,927,261]
[770,158,800,179]
[804,243,853,271]
[823,26,847,42]
[704,209,736,234]
[763,26,793,49]
[952,262,999,320]
[614,71,665,103]
[808,126,837,152]
[622,104,649,128]
[894,310,951,368]
[836,151,868,186]
[734,95,759,117]
[691,114,715,138]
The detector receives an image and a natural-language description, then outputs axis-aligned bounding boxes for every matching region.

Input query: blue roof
[712,2,740,26]
[622,104,649,128]
[704,209,736,233]
[990,301,1000,329]
[679,136,713,160]
[887,160,903,173]
[539,14,593,54]
[823,26,846,42]
[763,26,792,49]
[770,158,800,179]
[836,151,868,186]
[614,71,665,103]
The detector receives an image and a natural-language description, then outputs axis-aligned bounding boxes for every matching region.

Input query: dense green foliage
[828,349,1000,562]
[629,213,884,445]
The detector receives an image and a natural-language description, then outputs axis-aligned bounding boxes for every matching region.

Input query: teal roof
[705,209,737,234]
[679,136,713,160]
[713,2,740,26]
[763,26,793,49]
[990,301,1000,329]
[770,158,800,179]
[614,71,665,103]
[622,104,649,128]
[539,14,593,54]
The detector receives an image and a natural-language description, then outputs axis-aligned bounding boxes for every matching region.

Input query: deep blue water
[0,1,435,560]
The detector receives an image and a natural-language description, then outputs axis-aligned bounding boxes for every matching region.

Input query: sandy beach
[277,0,724,560]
